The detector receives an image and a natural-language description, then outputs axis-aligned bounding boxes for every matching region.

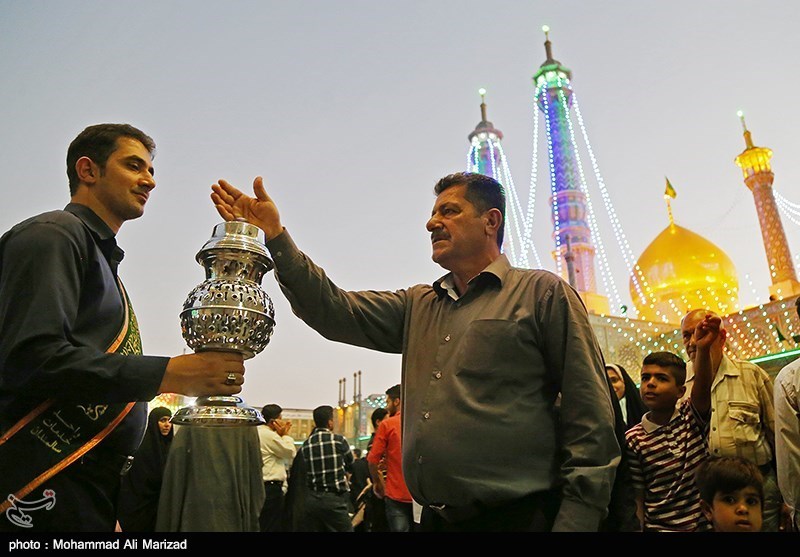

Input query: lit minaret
[532,26,609,314]
[734,111,800,299]
[466,89,540,268]
[467,88,504,179]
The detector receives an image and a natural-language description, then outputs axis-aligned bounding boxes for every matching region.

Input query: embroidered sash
[0,278,142,513]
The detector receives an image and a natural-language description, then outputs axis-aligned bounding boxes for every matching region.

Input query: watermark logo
[5,489,56,528]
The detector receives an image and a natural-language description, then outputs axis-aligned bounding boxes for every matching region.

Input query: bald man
[680,309,783,531]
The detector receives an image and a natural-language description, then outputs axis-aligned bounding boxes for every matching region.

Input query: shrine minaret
[532,26,609,314]
[734,111,800,299]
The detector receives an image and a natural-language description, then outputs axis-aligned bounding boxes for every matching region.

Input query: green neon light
[749,347,800,364]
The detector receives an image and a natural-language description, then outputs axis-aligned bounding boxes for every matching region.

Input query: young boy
[625,314,718,531]
[695,456,764,532]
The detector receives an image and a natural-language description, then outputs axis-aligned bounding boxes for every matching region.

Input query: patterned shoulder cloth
[0,279,141,514]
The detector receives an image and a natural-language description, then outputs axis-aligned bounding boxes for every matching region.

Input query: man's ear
[484,208,503,236]
[75,156,98,185]
[678,384,687,398]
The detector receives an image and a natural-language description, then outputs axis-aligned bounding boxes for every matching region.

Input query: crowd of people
[95,306,797,535]
[0,122,798,533]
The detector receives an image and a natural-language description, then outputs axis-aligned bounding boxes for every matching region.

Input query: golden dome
[630,223,739,324]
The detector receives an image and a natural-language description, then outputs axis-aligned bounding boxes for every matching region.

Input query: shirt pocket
[727,401,761,444]
[455,319,522,374]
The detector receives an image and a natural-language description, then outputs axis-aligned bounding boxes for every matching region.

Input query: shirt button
[712,427,716,431]
[423,412,430,419]
[418,455,423,464]
[433,371,442,379]
[275,251,283,257]
[444,334,451,342]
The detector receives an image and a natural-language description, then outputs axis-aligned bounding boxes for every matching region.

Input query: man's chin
[431,252,452,270]
[123,207,145,221]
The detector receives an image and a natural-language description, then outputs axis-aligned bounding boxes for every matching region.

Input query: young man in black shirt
[0,123,246,532]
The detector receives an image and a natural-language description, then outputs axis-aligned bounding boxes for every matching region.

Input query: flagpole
[664,195,674,227]
[664,177,676,227]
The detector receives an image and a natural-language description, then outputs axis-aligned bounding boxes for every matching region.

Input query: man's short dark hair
[370,407,389,428]
[67,123,156,195]
[642,351,687,385]
[695,456,764,506]
[261,404,283,422]
[313,405,334,428]
[385,384,401,401]
[433,171,506,248]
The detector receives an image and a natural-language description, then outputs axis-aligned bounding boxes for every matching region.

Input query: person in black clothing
[605,363,647,430]
[282,449,308,532]
[117,406,174,532]
[0,123,247,532]
[599,374,639,532]
[350,448,370,508]
[350,448,371,531]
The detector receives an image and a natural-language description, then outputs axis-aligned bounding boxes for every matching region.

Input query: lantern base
[171,395,265,427]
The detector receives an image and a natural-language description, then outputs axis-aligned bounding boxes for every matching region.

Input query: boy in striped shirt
[625,314,718,531]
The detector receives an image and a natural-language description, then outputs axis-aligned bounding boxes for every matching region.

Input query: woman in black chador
[605,363,647,430]
[117,406,174,532]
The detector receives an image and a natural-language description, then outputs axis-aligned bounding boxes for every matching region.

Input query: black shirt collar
[64,203,125,270]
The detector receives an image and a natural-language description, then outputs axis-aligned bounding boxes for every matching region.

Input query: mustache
[431,232,449,242]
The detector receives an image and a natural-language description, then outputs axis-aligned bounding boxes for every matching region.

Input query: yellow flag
[664,177,677,199]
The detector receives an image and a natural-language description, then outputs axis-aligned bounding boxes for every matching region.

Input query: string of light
[555,82,624,314]
[464,33,800,369]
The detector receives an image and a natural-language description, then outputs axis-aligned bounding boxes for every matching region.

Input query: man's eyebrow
[432,201,457,216]
[641,371,669,377]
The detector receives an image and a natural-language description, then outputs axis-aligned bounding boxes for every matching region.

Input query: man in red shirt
[368,384,414,531]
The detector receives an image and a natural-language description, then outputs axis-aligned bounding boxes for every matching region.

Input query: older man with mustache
[210,171,620,532]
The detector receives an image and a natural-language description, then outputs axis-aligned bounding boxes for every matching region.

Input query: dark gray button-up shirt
[267,229,620,530]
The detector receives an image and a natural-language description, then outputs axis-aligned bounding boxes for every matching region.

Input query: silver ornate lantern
[171,219,276,426]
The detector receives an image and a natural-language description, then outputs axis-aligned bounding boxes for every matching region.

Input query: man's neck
[70,195,122,233]
[449,252,501,295]
[646,407,675,426]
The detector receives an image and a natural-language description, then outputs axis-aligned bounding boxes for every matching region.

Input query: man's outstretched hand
[211,176,284,240]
